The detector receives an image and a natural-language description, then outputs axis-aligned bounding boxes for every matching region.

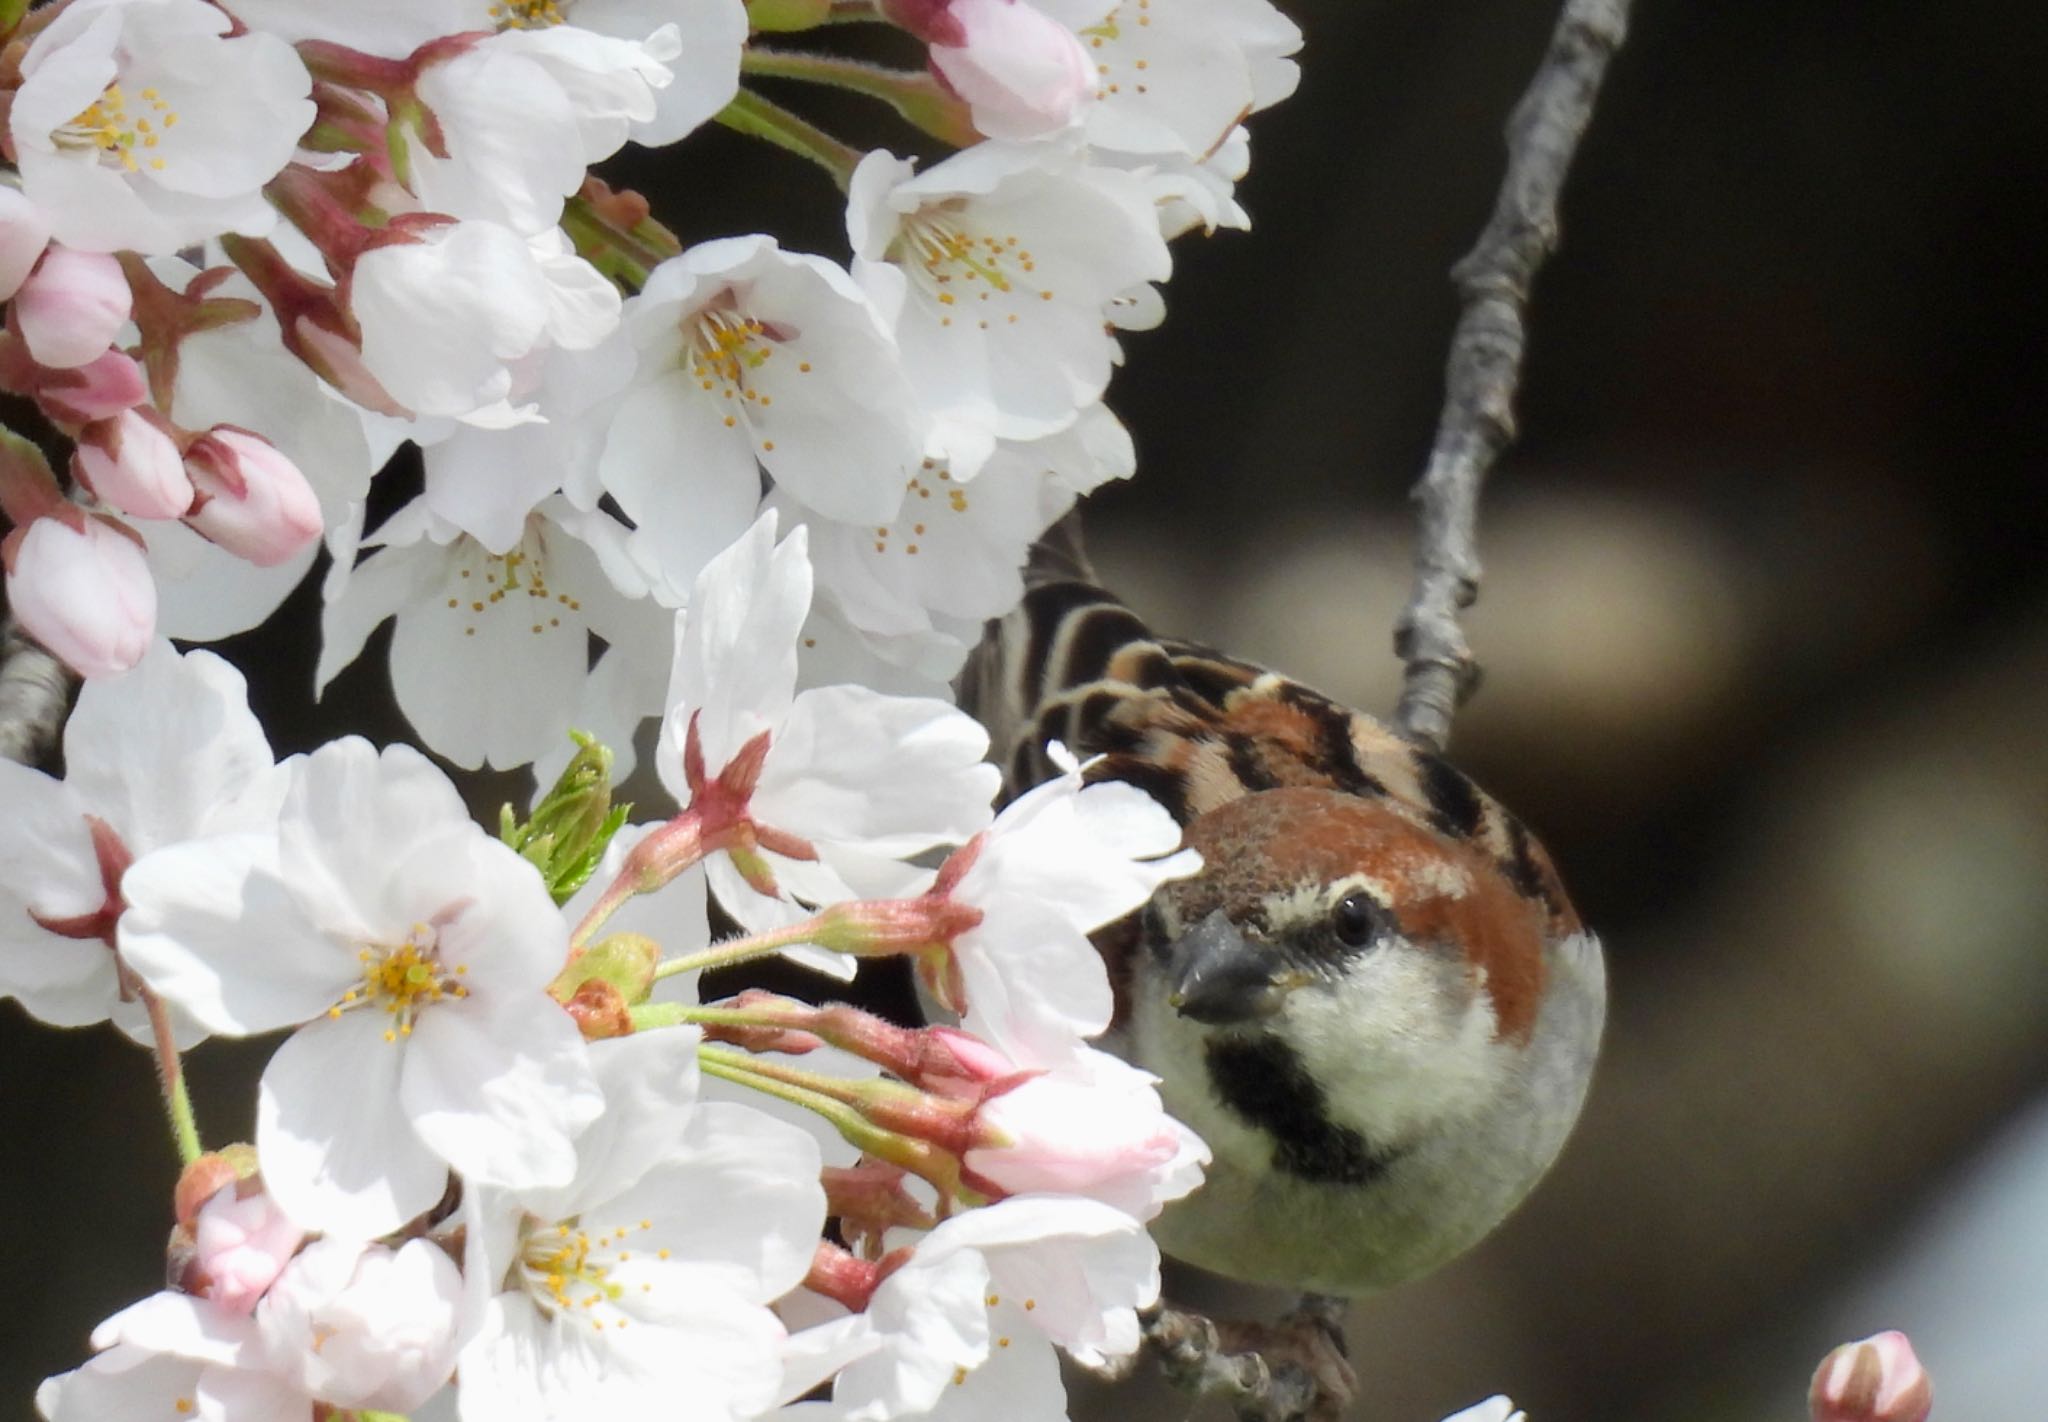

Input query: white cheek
[1283,951,1516,1145]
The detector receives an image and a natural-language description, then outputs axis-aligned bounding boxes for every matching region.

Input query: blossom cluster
[0,0,1298,779]
[14,514,1210,1422]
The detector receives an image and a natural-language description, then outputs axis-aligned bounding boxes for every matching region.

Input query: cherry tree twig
[0,610,73,766]
[1393,0,1635,753]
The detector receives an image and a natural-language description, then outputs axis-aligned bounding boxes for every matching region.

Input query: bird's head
[1143,785,1564,1158]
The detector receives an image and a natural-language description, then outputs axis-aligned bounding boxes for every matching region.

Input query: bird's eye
[1330,892,1380,948]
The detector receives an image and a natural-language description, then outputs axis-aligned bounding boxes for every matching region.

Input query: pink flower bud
[965,1071,1181,1198]
[190,1181,305,1316]
[73,409,193,519]
[32,347,147,424]
[1810,1330,1932,1422]
[917,0,1092,141]
[0,186,52,303]
[182,427,322,566]
[13,247,133,369]
[1,512,155,678]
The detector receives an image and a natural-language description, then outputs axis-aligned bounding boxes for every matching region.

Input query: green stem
[137,976,202,1166]
[559,196,663,291]
[741,47,979,147]
[716,88,864,191]
[651,915,844,980]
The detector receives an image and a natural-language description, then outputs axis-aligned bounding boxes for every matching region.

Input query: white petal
[259,1012,449,1238]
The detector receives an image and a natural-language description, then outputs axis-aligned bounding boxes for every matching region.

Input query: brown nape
[1175,788,1554,1044]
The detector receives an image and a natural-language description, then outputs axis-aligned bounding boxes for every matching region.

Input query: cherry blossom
[0,641,279,1041]
[655,511,998,940]
[1029,0,1300,160]
[256,1236,464,1414]
[185,1180,303,1316]
[72,407,191,519]
[599,235,924,582]
[455,1028,826,1422]
[318,495,671,773]
[9,0,314,254]
[849,144,1169,474]
[118,737,602,1237]
[889,0,1094,142]
[2,510,156,677]
[0,185,53,299]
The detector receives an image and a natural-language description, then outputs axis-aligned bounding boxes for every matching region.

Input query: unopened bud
[173,1145,260,1228]
[890,0,1092,140]
[1810,1330,1932,1422]
[14,246,132,369]
[31,346,147,424]
[182,427,322,566]
[187,1178,305,1315]
[550,932,659,1009]
[2,511,154,677]
[0,187,51,302]
[73,408,192,519]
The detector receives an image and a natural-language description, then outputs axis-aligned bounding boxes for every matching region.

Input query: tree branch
[1392,0,1635,751]
[0,610,73,767]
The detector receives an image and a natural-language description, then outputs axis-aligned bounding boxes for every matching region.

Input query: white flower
[38,1309,302,1422]
[211,0,472,56]
[657,511,999,944]
[352,220,618,425]
[9,0,313,255]
[825,1195,1159,1420]
[934,747,1198,1064]
[0,641,277,1041]
[599,235,924,584]
[785,403,1135,673]
[319,495,671,774]
[256,1237,463,1414]
[1029,0,1300,159]
[118,737,602,1237]
[408,26,677,234]
[849,145,1169,474]
[455,1028,826,1422]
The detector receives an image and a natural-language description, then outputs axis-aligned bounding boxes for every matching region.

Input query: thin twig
[0,610,73,767]
[1392,0,1635,751]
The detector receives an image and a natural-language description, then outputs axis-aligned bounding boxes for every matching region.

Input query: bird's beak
[1167,909,1288,1025]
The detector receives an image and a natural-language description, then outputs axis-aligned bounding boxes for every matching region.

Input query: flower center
[893,208,1052,328]
[486,0,569,28]
[442,522,583,642]
[328,922,468,1043]
[56,82,176,173]
[517,1215,660,1333]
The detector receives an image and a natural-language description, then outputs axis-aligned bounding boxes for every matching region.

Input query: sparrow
[958,545,1605,1297]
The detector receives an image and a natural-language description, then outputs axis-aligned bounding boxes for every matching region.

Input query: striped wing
[960,579,1579,933]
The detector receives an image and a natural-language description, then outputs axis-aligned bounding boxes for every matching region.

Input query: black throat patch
[1204,1035,1400,1186]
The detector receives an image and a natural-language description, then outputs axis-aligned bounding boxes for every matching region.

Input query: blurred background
[6,0,2048,1418]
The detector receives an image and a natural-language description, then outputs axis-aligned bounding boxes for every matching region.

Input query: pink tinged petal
[191,1187,303,1315]
[929,0,1093,142]
[259,1237,461,1413]
[5,514,155,678]
[14,245,131,367]
[754,685,995,855]
[74,410,193,519]
[63,640,280,848]
[118,837,343,1037]
[401,994,598,1192]
[0,186,52,300]
[259,1011,450,1238]
[32,345,148,424]
[182,429,323,567]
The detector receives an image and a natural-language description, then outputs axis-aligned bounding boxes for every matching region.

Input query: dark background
[7,0,2048,1418]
